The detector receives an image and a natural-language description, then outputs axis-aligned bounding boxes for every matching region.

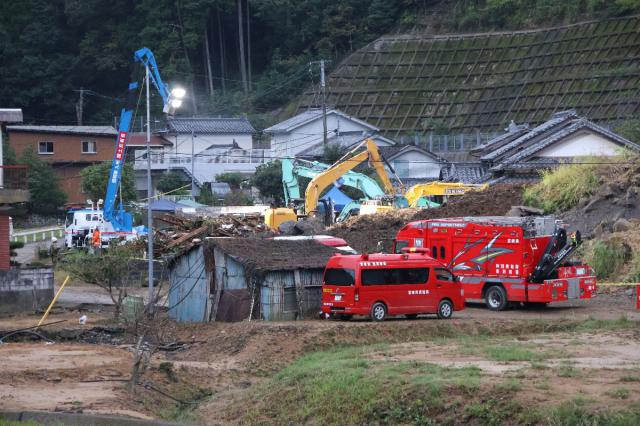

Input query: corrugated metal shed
[6,125,117,135]
[167,238,338,322]
[167,117,255,135]
[0,109,23,123]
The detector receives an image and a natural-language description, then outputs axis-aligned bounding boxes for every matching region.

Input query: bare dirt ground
[0,287,638,424]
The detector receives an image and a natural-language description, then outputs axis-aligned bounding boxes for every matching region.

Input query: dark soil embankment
[329,185,523,253]
[560,160,640,237]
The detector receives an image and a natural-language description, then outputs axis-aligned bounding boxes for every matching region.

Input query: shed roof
[167,117,255,135]
[264,109,378,134]
[6,125,117,136]
[206,238,339,272]
[0,109,23,123]
[379,145,446,163]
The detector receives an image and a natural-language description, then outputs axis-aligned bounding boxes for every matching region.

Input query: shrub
[588,240,629,280]
[626,252,640,282]
[523,161,599,213]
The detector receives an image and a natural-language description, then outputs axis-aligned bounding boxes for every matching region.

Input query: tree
[60,244,142,319]
[250,161,283,205]
[216,172,245,190]
[224,190,253,205]
[21,147,66,215]
[156,171,189,194]
[197,182,221,206]
[80,161,137,204]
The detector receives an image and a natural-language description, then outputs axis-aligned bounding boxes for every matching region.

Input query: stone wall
[0,266,54,315]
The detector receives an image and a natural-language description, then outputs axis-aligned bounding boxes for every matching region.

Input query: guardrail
[12,226,64,244]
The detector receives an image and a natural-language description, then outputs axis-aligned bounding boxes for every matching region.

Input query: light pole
[146,71,185,312]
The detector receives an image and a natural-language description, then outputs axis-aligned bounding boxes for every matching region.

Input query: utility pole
[145,66,154,313]
[320,59,327,148]
[75,88,85,126]
[191,129,195,197]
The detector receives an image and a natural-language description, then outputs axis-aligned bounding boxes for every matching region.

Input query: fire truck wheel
[370,302,387,322]
[437,300,453,319]
[485,285,508,311]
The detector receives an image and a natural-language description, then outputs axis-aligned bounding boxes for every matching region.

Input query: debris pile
[329,185,524,253]
[150,214,272,255]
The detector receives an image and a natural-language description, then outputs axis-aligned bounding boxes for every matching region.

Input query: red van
[321,251,465,321]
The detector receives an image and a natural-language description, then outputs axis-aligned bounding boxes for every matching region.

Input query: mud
[328,184,523,253]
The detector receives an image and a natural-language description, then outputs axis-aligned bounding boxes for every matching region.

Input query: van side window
[324,268,355,286]
[431,246,437,258]
[362,268,429,285]
[440,246,445,259]
[435,268,454,282]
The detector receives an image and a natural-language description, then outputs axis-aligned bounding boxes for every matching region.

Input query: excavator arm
[404,182,488,207]
[304,139,396,215]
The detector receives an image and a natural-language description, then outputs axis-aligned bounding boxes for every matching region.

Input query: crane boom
[103,48,173,233]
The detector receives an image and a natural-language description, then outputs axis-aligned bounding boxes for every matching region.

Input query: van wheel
[437,300,453,319]
[370,302,387,322]
[485,285,508,311]
[405,314,418,320]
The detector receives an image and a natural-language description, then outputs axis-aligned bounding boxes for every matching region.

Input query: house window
[38,141,54,154]
[82,141,97,154]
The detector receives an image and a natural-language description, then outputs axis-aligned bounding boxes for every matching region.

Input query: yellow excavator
[404,181,488,208]
[264,139,400,229]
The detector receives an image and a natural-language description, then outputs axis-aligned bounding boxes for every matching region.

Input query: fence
[398,132,502,152]
[12,226,64,244]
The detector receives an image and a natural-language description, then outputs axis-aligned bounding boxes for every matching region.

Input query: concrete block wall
[0,266,54,315]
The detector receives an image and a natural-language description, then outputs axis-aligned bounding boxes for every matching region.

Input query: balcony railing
[135,149,271,167]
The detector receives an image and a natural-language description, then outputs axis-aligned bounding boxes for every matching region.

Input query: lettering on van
[408,290,430,295]
[360,261,387,267]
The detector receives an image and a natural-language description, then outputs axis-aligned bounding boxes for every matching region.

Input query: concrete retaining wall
[0,266,54,315]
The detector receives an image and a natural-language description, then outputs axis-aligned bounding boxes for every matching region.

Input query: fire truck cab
[394,216,596,310]
[321,252,465,321]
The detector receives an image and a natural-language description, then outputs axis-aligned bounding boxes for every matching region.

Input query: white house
[265,109,381,157]
[379,145,446,184]
[133,117,266,196]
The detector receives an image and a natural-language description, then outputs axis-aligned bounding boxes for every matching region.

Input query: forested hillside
[1,0,638,129]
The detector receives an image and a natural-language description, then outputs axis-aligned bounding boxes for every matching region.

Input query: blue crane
[101,47,179,240]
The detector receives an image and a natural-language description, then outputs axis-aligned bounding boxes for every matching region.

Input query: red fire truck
[393,216,596,310]
[321,252,465,321]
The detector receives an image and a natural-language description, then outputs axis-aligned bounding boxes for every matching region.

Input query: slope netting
[298,16,640,135]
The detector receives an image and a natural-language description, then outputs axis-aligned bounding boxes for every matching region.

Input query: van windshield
[324,268,355,286]
[65,213,74,227]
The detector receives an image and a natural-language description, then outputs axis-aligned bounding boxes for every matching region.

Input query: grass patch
[620,376,640,383]
[557,366,580,378]
[483,344,547,362]
[245,345,484,425]
[544,399,640,425]
[523,160,599,213]
[606,388,631,400]
[494,378,522,392]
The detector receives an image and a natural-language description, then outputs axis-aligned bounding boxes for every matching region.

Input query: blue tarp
[321,186,353,211]
[149,199,179,212]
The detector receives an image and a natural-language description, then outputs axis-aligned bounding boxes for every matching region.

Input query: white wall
[537,131,623,157]
[390,151,442,179]
[167,134,253,155]
[270,113,374,157]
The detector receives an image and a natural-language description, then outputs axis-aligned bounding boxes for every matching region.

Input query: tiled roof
[0,109,22,123]
[379,145,445,163]
[167,117,255,135]
[7,125,117,136]
[480,110,578,162]
[493,118,640,171]
[264,109,378,133]
[441,162,489,184]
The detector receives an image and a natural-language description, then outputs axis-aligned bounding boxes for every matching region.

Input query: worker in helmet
[92,228,102,255]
